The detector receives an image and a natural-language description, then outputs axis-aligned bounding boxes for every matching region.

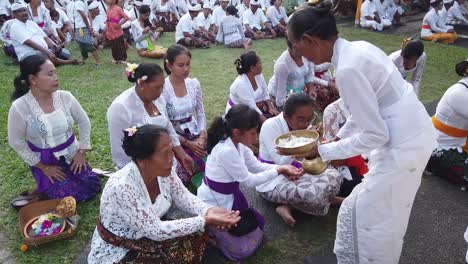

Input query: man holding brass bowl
[286,2,437,263]
[258,93,344,226]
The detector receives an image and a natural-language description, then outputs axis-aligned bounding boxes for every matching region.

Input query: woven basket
[18,199,77,246]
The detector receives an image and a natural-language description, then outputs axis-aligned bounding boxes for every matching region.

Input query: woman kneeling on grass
[8,55,101,208]
[131,5,167,59]
[88,124,240,264]
[197,104,303,261]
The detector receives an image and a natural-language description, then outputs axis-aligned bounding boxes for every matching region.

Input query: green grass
[0,26,465,263]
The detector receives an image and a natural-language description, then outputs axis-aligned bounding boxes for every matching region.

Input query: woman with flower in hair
[89,124,240,263]
[107,62,195,183]
[162,44,207,186]
[227,51,279,125]
[389,38,426,96]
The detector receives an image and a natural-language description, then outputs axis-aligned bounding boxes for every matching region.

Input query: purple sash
[228,98,235,107]
[203,176,265,229]
[28,134,76,193]
[258,155,302,169]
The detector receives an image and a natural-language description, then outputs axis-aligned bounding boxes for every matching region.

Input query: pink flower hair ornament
[125,126,138,137]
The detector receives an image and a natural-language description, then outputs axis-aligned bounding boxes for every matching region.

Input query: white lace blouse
[107,87,181,169]
[8,90,91,166]
[162,77,207,137]
[88,161,211,264]
[226,73,270,115]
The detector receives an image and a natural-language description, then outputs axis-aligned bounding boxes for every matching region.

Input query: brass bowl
[297,157,328,175]
[275,130,319,156]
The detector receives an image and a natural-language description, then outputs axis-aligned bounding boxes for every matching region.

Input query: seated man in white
[243,0,276,39]
[236,0,250,19]
[212,0,228,27]
[360,0,392,31]
[175,3,211,47]
[9,2,77,65]
[257,93,344,226]
[376,0,404,25]
[447,0,468,25]
[196,3,216,42]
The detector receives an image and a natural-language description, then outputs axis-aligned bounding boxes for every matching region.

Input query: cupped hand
[277,165,304,181]
[205,207,241,229]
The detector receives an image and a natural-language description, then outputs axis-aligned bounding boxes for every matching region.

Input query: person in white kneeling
[360,0,392,31]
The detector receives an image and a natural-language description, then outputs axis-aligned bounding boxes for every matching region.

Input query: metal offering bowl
[275,130,319,156]
[297,157,328,175]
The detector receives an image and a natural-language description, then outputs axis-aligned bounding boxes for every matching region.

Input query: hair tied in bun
[124,126,138,137]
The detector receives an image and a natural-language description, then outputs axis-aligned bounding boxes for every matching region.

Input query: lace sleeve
[65,92,92,149]
[7,104,40,166]
[322,102,342,141]
[272,62,289,107]
[411,53,426,96]
[108,181,206,241]
[167,173,211,216]
[192,79,207,132]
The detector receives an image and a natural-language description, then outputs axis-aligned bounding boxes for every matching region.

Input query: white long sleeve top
[88,161,211,264]
[388,49,426,96]
[107,87,180,169]
[268,50,327,107]
[215,15,245,44]
[266,5,288,27]
[421,8,452,37]
[447,1,468,24]
[226,73,270,115]
[318,38,426,161]
[8,90,91,166]
[197,137,278,210]
[434,77,468,150]
[360,0,378,23]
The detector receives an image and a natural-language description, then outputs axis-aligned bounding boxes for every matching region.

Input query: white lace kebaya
[88,162,211,264]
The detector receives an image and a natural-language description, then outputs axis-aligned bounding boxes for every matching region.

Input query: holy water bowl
[275,130,319,156]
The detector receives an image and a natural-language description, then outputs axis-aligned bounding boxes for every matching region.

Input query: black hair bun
[308,0,332,15]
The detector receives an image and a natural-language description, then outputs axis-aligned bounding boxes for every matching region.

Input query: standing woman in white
[287,2,436,263]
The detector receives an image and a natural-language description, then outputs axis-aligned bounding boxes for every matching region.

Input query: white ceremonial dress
[88,161,211,264]
[267,50,327,107]
[107,87,181,169]
[266,5,288,27]
[197,137,278,210]
[317,38,436,264]
[226,73,270,115]
[388,49,426,96]
[215,15,246,46]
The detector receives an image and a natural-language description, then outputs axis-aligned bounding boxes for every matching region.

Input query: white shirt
[92,14,107,32]
[131,19,151,49]
[161,77,207,135]
[107,87,181,169]
[318,38,432,161]
[27,4,51,29]
[448,1,468,24]
[212,6,226,26]
[266,5,288,27]
[123,6,140,28]
[236,3,249,18]
[8,91,91,166]
[260,0,271,11]
[229,0,241,7]
[0,19,15,45]
[421,7,453,37]
[175,13,196,42]
[67,0,89,29]
[215,14,245,44]
[434,77,468,150]
[196,12,214,30]
[360,0,378,22]
[54,0,70,11]
[243,8,268,29]
[389,50,426,96]
[0,0,11,16]
[156,0,180,20]
[88,162,211,264]
[226,73,270,115]
[9,19,48,61]
[55,8,70,28]
[268,50,325,107]
[197,137,278,210]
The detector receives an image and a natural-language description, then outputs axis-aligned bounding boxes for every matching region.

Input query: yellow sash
[432,116,468,152]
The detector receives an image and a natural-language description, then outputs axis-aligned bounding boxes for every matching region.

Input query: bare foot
[276,205,296,227]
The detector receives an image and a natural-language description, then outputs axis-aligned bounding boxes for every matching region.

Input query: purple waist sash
[228,98,235,107]
[258,155,302,169]
[203,176,265,229]
[27,134,76,193]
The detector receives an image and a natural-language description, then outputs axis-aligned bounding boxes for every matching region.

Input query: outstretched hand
[277,165,304,181]
[205,207,241,229]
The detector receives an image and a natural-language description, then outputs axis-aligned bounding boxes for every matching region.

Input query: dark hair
[49,8,59,17]
[226,5,238,16]
[270,0,279,6]
[455,60,468,77]
[122,124,169,161]
[163,44,192,75]
[286,39,292,48]
[12,55,48,101]
[430,0,442,7]
[207,104,260,154]
[401,40,424,59]
[139,4,151,14]
[283,93,315,116]
[234,51,259,75]
[288,1,338,41]
[127,63,164,83]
